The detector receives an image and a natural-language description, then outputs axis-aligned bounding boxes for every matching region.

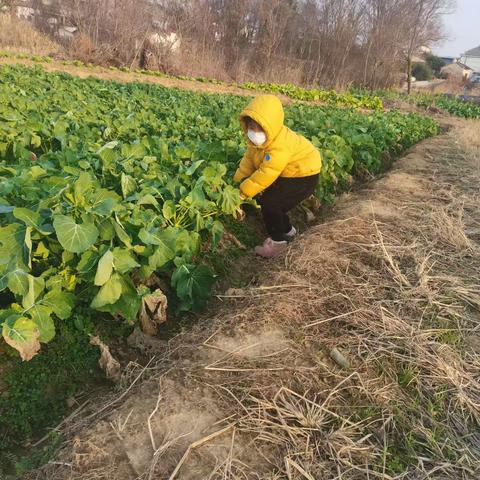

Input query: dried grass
[0,14,61,55]
[454,120,480,170]
[428,203,474,251]
[27,127,480,479]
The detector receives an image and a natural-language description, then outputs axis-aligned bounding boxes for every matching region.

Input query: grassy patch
[0,320,101,470]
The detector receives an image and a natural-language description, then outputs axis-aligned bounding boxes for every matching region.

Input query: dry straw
[27,122,479,479]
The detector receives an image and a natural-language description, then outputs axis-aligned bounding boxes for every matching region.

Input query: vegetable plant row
[0,51,382,110]
[375,87,480,119]
[241,82,384,110]
[414,93,480,119]
[0,64,439,360]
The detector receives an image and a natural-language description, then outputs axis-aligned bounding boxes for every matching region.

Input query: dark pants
[258,174,319,241]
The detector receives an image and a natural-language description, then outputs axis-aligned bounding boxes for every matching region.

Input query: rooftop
[464,45,480,57]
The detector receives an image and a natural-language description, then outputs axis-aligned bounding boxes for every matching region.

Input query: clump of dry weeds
[454,120,480,167]
[0,14,61,55]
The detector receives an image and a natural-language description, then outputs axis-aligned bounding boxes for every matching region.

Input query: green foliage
[376,90,480,119]
[171,263,216,312]
[0,320,100,451]
[241,81,384,110]
[425,54,446,77]
[0,64,439,358]
[434,96,480,119]
[286,104,439,201]
[379,89,480,119]
[3,432,62,477]
[0,50,381,110]
[221,215,260,249]
[412,63,433,81]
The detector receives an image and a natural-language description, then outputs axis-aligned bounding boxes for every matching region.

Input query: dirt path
[27,120,480,480]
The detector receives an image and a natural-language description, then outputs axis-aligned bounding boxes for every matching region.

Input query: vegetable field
[241,81,384,110]
[0,64,439,361]
[376,88,480,119]
[0,51,383,110]
[415,93,480,119]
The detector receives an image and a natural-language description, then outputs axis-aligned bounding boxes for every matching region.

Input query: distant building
[461,45,480,72]
[411,46,433,64]
[440,62,473,81]
[57,25,78,41]
[439,56,457,65]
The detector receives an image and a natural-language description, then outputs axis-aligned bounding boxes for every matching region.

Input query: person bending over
[234,95,321,258]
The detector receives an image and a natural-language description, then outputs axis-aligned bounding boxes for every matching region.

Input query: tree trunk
[407,55,412,95]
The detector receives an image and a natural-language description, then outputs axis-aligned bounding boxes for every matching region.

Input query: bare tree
[6,0,455,90]
[64,0,153,66]
[402,0,454,94]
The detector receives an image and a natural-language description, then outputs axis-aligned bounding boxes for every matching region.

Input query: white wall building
[461,46,480,73]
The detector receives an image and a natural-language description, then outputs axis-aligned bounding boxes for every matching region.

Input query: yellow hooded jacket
[233,95,321,198]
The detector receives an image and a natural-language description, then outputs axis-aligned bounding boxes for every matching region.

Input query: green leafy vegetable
[172,264,217,312]
[53,215,99,253]
[0,64,439,359]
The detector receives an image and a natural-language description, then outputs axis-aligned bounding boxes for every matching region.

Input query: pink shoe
[254,238,288,258]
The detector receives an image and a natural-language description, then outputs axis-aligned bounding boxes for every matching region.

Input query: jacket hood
[239,95,285,147]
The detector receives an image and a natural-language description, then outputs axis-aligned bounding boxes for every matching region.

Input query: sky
[434,0,480,57]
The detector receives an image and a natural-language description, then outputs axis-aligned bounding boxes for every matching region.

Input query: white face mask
[247,129,267,146]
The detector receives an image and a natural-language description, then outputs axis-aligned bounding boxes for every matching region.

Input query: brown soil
[26,119,480,480]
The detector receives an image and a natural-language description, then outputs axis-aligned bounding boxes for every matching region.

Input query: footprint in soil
[127,327,168,357]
